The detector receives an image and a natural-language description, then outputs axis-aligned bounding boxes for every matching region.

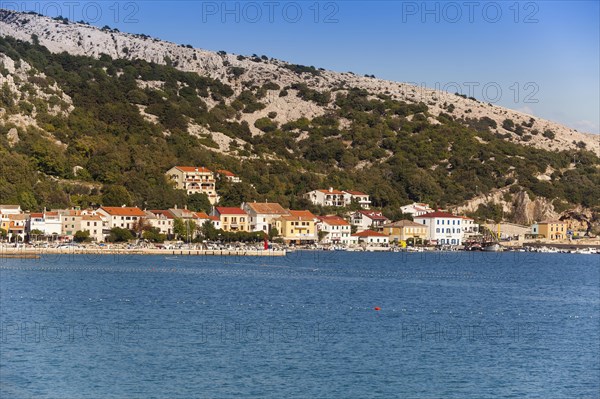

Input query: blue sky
[5,1,599,133]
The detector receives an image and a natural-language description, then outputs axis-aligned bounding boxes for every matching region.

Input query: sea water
[1,251,598,398]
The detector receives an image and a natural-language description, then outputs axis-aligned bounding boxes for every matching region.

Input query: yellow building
[275,211,317,243]
[383,220,428,243]
[213,207,249,232]
[533,220,567,240]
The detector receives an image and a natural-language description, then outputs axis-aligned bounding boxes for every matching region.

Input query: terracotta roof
[289,210,316,219]
[353,230,387,237]
[217,169,236,177]
[100,207,146,217]
[357,210,389,221]
[415,211,461,219]
[318,216,350,226]
[30,213,44,218]
[383,220,426,228]
[194,212,210,219]
[344,190,368,196]
[208,215,220,221]
[317,189,346,195]
[149,210,175,219]
[245,202,288,215]
[215,207,247,215]
[173,166,213,173]
[45,212,59,217]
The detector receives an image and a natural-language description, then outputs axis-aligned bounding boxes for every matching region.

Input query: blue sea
[1,251,599,398]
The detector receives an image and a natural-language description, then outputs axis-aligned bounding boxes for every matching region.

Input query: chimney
[195,167,198,172]
[174,204,178,209]
[329,187,333,193]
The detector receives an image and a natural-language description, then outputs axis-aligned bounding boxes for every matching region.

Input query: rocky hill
[1,9,599,225]
[1,9,597,154]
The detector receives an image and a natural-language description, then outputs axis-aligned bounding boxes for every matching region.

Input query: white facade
[145,210,174,236]
[28,212,62,237]
[241,202,289,232]
[97,207,146,230]
[400,203,434,217]
[304,188,346,207]
[461,217,479,238]
[304,189,371,209]
[317,217,354,245]
[0,205,22,215]
[342,191,371,209]
[353,231,389,246]
[414,212,464,246]
[80,215,105,242]
[351,211,389,232]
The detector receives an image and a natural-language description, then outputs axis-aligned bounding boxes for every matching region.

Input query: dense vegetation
[1,36,599,221]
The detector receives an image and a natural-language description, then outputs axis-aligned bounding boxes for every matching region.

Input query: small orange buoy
[374,307,381,311]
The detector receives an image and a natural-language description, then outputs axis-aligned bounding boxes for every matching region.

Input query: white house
[342,191,371,209]
[351,210,389,232]
[304,188,371,209]
[28,211,62,237]
[145,210,175,237]
[241,202,289,232]
[352,230,389,246]
[217,170,242,183]
[97,206,146,231]
[400,202,434,217]
[317,215,354,245]
[304,188,347,207]
[414,211,464,246]
[460,216,479,238]
[0,205,22,215]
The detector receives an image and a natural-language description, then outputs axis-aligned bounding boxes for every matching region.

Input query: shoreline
[0,248,287,257]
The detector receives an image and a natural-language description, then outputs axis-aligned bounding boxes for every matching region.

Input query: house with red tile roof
[216,170,242,183]
[304,188,347,207]
[165,166,219,204]
[274,213,317,243]
[144,210,175,237]
[211,207,249,232]
[241,202,289,232]
[316,215,355,245]
[351,210,389,232]
[97,206,146,231]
